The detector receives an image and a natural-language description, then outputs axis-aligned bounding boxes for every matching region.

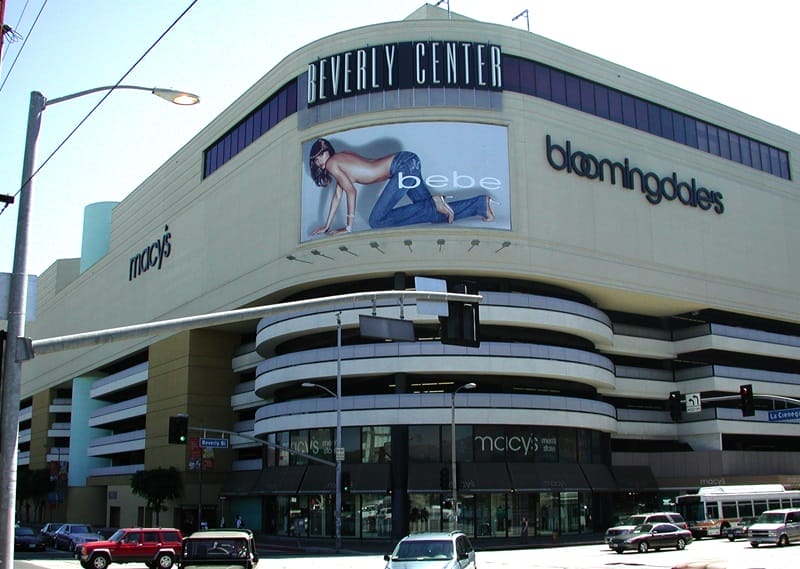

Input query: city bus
[675,484,800,538]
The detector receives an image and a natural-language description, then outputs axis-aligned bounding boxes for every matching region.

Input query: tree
[131,467,183,526]
[16,467,51,522]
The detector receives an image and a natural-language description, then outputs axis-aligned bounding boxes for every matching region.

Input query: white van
[748,508,800,547]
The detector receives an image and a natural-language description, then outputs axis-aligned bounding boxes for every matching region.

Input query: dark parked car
[608,522,693,554]
[15,526,47,552]
[605,512,687,546]
[40,522,66,546]
[727,516,758,541]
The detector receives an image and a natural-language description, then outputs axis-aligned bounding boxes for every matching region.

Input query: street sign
[200,437,229,448]
[686,393,702,413]
[768,409,800,422]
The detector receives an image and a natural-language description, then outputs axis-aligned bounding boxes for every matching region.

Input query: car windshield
[108,529,126,541]
[394,540,453,560]
[16,527,35,536]
[757,512,787,524]
[70,525,92,534]
[183,538,249,559]
[630,524,654,534]
[621,515,647,526]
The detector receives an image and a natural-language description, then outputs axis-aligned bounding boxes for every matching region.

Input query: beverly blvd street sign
[768,409,800,422]
[200,437,229,448]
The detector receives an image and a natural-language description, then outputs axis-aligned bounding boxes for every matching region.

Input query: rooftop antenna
[512,9,530,31]
[435,0,451,19]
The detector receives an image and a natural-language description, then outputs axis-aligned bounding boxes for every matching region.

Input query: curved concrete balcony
[255,291,613,356]
[254,392,618,436]
[255,341,615,399]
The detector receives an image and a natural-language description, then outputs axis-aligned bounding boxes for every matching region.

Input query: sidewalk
[256,533,751,569]
[255,530,606,556]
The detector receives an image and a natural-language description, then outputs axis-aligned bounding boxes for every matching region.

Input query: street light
[0,83,199,567]
[451,382,476,530]
[303,364,342,554]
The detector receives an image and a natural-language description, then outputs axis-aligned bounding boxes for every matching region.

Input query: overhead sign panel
[768,409,800,422]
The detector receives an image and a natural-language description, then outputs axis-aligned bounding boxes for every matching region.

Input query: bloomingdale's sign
[307,40,503,107]
[546,135,725,215]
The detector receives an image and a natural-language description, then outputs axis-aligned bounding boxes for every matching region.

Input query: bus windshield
[676,496,705,521]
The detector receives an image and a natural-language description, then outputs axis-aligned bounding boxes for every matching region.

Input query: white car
[384,531,475,569]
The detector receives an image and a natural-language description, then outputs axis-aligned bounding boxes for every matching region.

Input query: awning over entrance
[508,463,591,491]
[579,463,618,492]
[611,465,659,491]
[408,462,513,493]
[298,464,336,494]
[458,462,513,492]
[220,470,260,496]
[252,465,305,494]
[408,463,448,493]
[349,463,391,494]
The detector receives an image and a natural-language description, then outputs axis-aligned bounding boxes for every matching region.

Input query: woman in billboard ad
[302,122,510,239]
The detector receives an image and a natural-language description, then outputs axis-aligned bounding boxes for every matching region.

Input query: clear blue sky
[1,0,797,276]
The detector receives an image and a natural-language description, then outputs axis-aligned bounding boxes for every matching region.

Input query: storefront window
[309,428,333,461]
[290,430,309,465]
[559,428,577,463]
[362,426,391,463]
[342,426,361,463]
[276,432,290,466]
[361,494,388,537]
[474,494,511,537]
[441,424,473,462]
[409,425,440,461]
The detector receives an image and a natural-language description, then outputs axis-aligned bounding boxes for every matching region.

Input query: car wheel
[91,554,110,569]
[677,538,686,550]
[615,547,624,554]
[156,552,175,569]
[728,533,735,542]
[637,541,649,553]
[778,534,789,547]
[750,542,759,548]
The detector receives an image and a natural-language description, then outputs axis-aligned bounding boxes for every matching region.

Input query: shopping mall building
[14,4,800,542]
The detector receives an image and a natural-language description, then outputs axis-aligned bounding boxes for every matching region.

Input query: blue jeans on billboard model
[368,151,489,228]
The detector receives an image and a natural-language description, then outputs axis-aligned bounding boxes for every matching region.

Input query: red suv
[78,528,183,569]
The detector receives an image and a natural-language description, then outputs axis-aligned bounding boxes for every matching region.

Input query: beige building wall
[23,14,800,400]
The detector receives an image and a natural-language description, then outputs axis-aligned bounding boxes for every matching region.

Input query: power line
[0,0,48,92]
[0,0,199,218]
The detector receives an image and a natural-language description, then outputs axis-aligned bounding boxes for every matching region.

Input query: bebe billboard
[546,135,725,214]
[301,122,511,240]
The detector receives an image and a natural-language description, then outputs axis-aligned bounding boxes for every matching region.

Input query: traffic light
[168,415,188,444]
[440,282,480,347]
[668,391,682,421]
[342,471,351,493]
[739,384,755,417]
[439,467,450,490]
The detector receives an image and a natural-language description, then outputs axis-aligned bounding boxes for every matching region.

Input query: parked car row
[604,507,800,554]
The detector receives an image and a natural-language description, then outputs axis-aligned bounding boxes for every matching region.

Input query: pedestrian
[235,514,244,529]
[520,516,529,544]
